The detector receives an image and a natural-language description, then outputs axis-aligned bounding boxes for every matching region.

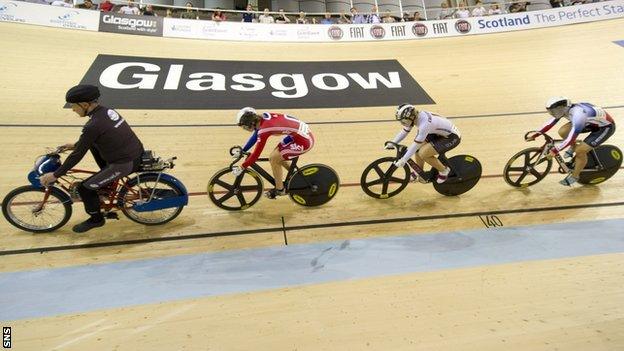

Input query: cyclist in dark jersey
[39,84,144,233]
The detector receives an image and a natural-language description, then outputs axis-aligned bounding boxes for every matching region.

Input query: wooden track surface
[1,17,623,350]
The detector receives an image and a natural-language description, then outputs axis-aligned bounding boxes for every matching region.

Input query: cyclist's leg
[417,143,444,172]
[269,148,286,191]
[413,152,425,170]
[423,134,461,172]
[572,124,616,178]
[272,135,314,192]
[74,161,134,232]
[557,123,578,157]
[558,122,572,139]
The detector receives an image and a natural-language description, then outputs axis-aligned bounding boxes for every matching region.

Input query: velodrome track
[0,17,623,350]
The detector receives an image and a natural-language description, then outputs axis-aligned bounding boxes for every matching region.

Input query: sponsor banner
[77,54,435,109]
[99,12,163,36]
[164,18,325,42]
[161,0,624,42]
[0,1,98,30]
[469,1,624,34]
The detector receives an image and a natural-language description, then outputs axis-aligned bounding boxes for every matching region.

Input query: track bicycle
[208,146,339,210]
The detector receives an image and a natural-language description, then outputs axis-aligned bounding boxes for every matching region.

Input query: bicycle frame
[228,146,301,189]
[247,157,300,187]
[38,167,172,213]
[52,168,132,212]
[528,131,604,174]
[387,141,450,182]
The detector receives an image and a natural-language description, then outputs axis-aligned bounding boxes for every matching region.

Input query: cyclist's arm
[395,120,429,166]
[242,129,259,152]
[53,127,98,177]
[538,117,559,134]
[242,134,268,168]
[391,126,412,144]
[395,140,425,167]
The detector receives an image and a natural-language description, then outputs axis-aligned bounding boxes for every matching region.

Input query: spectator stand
[65,0,603,23]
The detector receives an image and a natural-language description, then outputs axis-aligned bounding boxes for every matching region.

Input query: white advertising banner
[0,1,99,31]
[164,0,624,42]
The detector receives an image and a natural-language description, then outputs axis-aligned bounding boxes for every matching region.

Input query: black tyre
[504,147,553,188]
[2,185,72,233]
[433,155,482,196]
[118,174,185,225]
[207,167,263,211]
[360,157,410,199]
[287,164,340,207]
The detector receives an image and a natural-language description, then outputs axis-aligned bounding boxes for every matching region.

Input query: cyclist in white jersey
[528,97,616,186]
[387,104,461,183]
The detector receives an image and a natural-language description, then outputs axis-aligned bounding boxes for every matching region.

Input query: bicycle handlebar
[385,141,408,159]
[229,146,250,169]
[524,131,554,143]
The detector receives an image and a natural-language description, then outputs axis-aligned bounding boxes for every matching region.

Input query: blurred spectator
[242,4,255,22]
[99,0,113,12]
[296,11,308,24]
[570,0,585,4]
[366,5,381,23]
[143,4,158,16]
[550,0,564,7]
[258,8,274,23]
[382,10,396,23]
[142,4,156,15]
[119,0,140,15]
[166,8,173,17]
[339,12,351,23]
[455,2,470,18]
[488,3,503,14]
[275,9,291,23]
[401,12,411,22]
[180,2,198,19]
[212,8,226,21]
[412,11,424,20]
[51,0,72,7]
[509,1,530,12]
[438,1,453,19]
[320,12,335,24]
[78,0,97,10]
[348,7,366,24]
[471,0,487,16]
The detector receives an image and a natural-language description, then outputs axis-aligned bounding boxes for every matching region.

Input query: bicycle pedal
[104,212,120,220]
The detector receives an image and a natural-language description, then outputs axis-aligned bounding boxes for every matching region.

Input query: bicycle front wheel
[2,185,72,233]
[503,147,552,188]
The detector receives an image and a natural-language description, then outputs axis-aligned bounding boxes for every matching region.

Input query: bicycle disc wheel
[360,157,410,199]
[208,168,263,211]
[119,174,185,225]
[503,147,552,188]
[2,185,72,233]
[433,155,482,196]
[288,164,340,207]
[578,145,623,185]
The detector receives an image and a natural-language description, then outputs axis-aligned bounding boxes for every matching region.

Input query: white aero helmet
[395,103,415,122]
[235,107,258,127]
[545,96,571,110]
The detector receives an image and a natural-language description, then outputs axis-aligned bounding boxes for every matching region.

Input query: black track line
[1,200,622,257]
[2,105,623,128]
